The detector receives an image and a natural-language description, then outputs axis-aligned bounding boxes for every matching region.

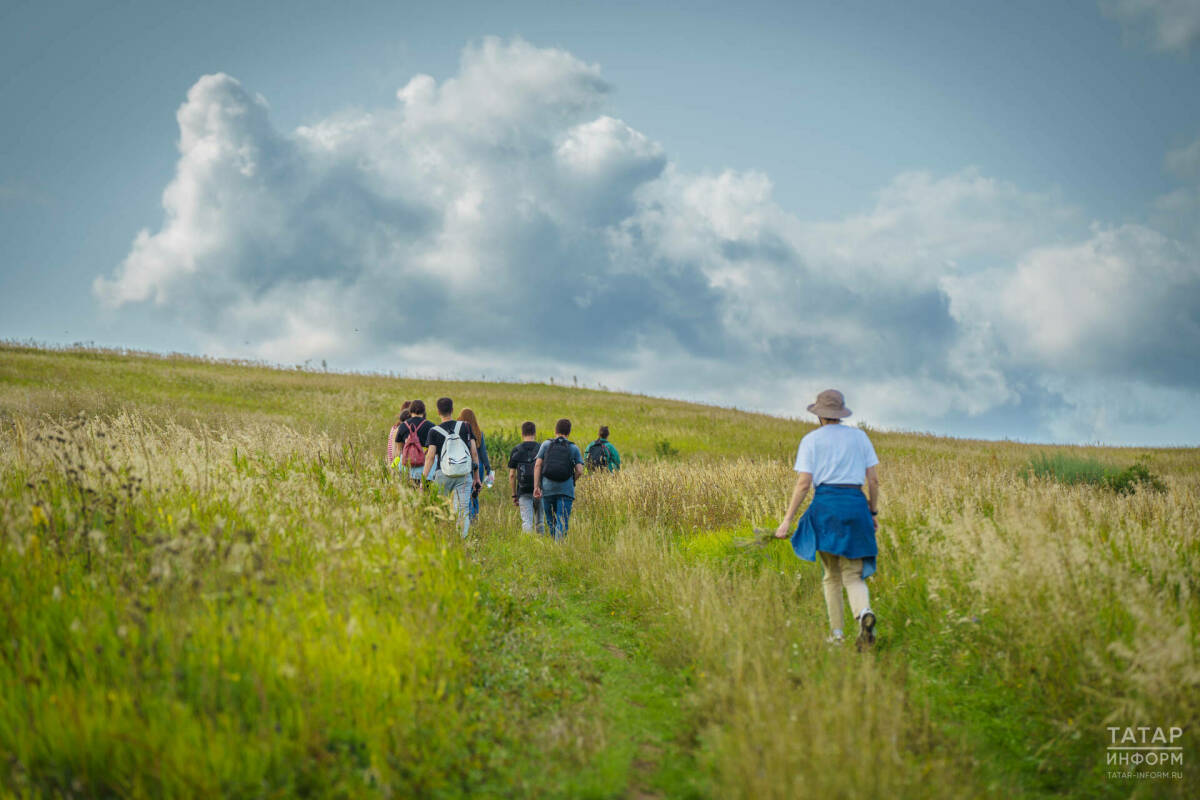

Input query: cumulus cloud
[943,224,1200,384]
[1102,0,1200,53]
[96,37,1200,444]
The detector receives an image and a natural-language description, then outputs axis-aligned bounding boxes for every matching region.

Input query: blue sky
[3,0,1199,444]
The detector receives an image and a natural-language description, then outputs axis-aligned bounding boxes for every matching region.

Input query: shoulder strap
[453,421,462,437]
[431,424,448,439]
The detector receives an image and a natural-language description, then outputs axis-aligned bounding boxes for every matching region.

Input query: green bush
[485,427,523,468]
[1026,452,1165,494]
[1104,462,1167,495]
[653,438,680,458]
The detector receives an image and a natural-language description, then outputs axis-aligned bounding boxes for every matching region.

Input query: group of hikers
[386,396,620,540]
[385,388,880,649]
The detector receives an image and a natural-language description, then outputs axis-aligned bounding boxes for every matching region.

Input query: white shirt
[793,423,879,486]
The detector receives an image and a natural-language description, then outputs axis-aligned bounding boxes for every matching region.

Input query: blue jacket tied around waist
[791,484,877,578]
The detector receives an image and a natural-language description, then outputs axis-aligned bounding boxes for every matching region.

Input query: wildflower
[30,505,48,528]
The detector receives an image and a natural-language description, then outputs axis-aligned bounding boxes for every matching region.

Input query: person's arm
[421,443,438,481]
[509,464,519,505]
[774,472,814,538]
[573,445,584,481]
[607,443,620,470]
[478,434,491,475]
[533,458,544,498]
[866,464,879,529]
[469,437,481,488]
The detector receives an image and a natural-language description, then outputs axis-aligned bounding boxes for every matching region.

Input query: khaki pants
[819,551,871,633]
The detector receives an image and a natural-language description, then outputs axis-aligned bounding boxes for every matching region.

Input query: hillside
[1,344,1197,798]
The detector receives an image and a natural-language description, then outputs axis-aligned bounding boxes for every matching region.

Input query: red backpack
[400,420,425,468]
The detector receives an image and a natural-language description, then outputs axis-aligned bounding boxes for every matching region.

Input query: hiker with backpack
[508,421,545,534]
[386,401,413,476]
[458,407,493,522]
[584,425,621,472]
[773,389,880,650]
[422,397,482,538]
[533,418,584,539]
[396,400,436,487]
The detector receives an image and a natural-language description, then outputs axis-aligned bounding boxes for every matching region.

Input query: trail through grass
[471,533,703,798]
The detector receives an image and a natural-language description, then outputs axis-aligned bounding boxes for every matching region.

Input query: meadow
[1,343,1197,798]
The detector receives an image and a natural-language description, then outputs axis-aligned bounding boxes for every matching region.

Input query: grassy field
[1,343,1197,798]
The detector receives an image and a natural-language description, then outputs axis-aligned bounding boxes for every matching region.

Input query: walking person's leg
[438,474,470,538]
[557,496,574,536]
[839,556,875,648]
[543,494,560,539]
[818,551,846,638]
[454,477,472,538]
[533,496,545,534]
[518,494,533,531]
[839,557,871,620]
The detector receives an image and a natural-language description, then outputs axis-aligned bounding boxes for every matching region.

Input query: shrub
[1104,462,1167,495]
[1026,452,1165,494]
[485,428,523,467]
[653,438,680,459]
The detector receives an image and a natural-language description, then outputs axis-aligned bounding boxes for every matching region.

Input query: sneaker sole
[857,612,876,651]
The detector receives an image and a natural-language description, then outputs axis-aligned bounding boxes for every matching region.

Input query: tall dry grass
[474,451,1199,797]
[3,347,1198,797]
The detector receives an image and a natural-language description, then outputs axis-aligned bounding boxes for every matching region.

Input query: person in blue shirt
[532,417,584,540]
[774,390,881,650]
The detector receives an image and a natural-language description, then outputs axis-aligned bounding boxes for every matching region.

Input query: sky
[2,0,1199,445]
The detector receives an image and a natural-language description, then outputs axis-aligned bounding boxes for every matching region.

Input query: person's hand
[773,522,791,539]
[873,516,879,532]
[473,479,482,492]
[511,495,519,507]
[533,486,543,499]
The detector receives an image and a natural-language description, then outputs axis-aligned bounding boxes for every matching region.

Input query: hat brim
[807,403,852,418]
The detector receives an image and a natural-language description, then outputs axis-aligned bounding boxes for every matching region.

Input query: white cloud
[793,169,1082,287]
[1102,0,1200,53]
[943,224,1200,381]
[95,38,1200,444]
[1166,135,1200,180]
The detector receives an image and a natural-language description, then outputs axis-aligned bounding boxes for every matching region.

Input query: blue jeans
[437,473,473,538]
[542,494,573,540]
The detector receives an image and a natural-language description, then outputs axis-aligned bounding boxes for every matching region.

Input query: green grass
[1,343,1197,798]
[1026,452,1166,495]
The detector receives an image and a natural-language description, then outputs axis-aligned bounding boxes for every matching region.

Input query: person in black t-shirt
[395,400,436,485]
[507,421,545,533]
[421,397,481,538]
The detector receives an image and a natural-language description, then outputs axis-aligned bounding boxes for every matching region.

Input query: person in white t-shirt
[774,389,881,649]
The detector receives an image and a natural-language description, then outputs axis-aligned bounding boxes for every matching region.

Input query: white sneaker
[826,630,844,645]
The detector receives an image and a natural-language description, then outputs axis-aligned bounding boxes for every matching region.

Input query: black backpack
[512,442,538,494]
[542,437,575,482]
[585,440,609,471]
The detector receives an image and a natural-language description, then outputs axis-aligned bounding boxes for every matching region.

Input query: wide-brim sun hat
[807,389,851,419]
